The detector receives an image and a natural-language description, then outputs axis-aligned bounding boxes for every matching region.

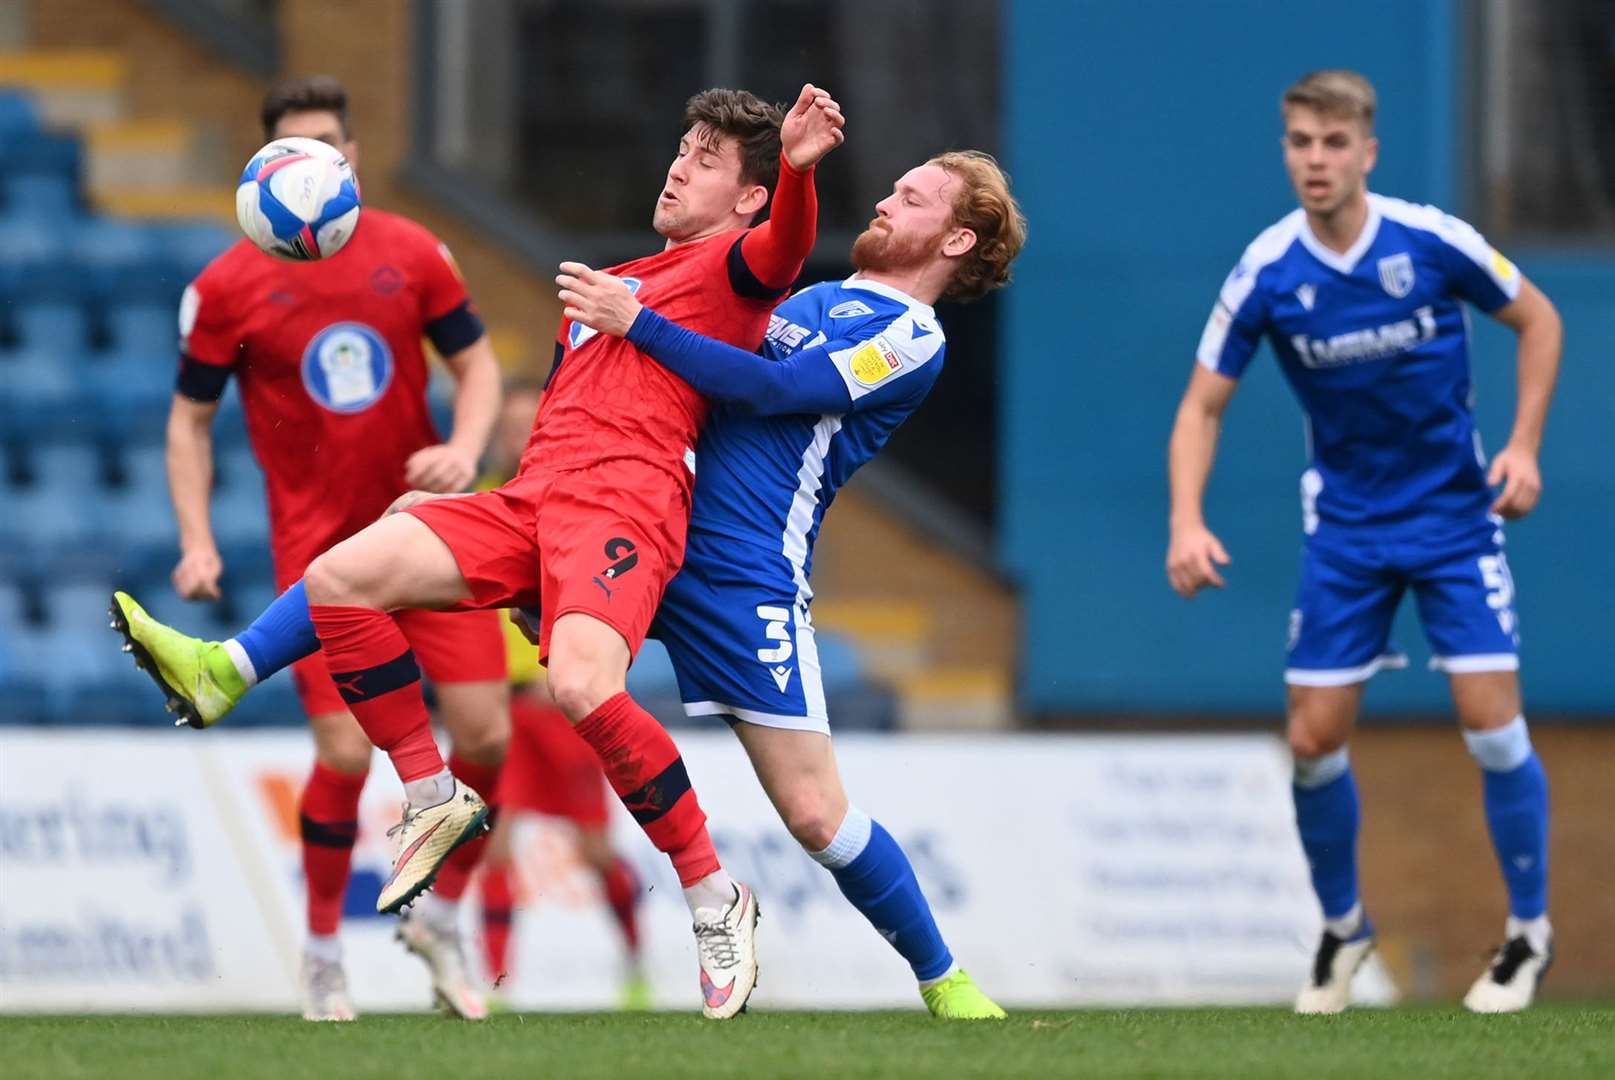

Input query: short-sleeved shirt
[1195,193,1521,543]
[178,208,483,577]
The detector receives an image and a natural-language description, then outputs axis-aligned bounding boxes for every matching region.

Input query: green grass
[5,1007,1613,1080]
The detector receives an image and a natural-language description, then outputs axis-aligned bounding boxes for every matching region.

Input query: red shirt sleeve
[735,154,818,292]
[179,260,244,369]
[417,233,472,322]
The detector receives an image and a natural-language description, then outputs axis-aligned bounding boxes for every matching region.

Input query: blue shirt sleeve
[626,307,855,415]
[1195,259,1269,379]
[1424,212,1521,314]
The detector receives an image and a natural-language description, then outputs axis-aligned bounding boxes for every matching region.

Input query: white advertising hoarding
[0,730,1390,1012]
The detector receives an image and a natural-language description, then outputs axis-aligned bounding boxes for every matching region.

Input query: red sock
[573,692,720,887]
[479,860,516,985]
[432,753,503,901]
[309,605,443,782]
[299,761,368,936]
[601,855,641,956]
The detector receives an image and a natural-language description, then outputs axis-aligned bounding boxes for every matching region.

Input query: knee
[547,664,615,724]
[303,551,367,608]
[1286,722,1346,761]
[779,794,843,853]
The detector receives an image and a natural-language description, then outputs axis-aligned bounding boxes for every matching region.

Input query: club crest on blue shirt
[1377,253,1415,299]
[301,322,394,414]
[569,276,642,349]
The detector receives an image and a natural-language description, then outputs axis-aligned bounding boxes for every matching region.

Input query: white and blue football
[235,136,361,261]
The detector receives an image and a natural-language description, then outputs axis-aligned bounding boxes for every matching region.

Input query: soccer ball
[235,136,361,261]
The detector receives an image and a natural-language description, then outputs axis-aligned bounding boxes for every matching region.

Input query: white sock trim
[403,769,455,811]
[1323,901,1364,939]
[809,806,872,869]
[304,933,342,964]
[1506,914,1552,954]
[1294,747,1350,789]
[682,870,737,917]
[1464,714,1532,772]
[221,637,259,688]
[917,962,960,991]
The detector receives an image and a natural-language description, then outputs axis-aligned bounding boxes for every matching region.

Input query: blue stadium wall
[1001,0,1614,713]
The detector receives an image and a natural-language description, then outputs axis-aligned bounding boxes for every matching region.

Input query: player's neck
[849,269,941,307]
[1304,190,1371,255]
[662,217,746,251]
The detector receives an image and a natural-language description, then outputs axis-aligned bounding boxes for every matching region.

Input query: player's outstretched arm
[557,262,852,414]
[734,84,844,293]
[1166,365,1238,599]
[166,394,224,601]
[1484,278,1562,519]
[405,335,501,493]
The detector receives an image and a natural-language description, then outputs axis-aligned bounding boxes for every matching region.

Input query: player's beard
[850,220,943,275]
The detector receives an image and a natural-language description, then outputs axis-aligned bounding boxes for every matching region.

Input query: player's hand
[172,545,224,601]
[557,262,642,338]
[508,607,541,645]
[1166,524,1232,598]
[780,83,845,172]
[405,444,477,493]
[1488,443,1543,519]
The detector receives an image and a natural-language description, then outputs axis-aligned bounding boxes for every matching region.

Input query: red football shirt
[180,209,474,578]
[526,229,779,490]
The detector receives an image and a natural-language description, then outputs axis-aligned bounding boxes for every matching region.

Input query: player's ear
[942,227,976,258]
[736,183,768,218]
[1362,135,1378,176]
[342,139,360,173]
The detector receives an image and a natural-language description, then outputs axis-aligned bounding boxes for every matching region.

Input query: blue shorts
[650,532,830,735]
[1285,522,1521,687]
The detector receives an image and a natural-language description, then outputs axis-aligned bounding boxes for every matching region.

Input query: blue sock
[1465,716,1549,919]
[811,809,954,982]
[232,580,319,682]
[1292,748,1362,925]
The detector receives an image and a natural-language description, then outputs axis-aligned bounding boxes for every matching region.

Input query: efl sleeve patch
[847,337,903,386]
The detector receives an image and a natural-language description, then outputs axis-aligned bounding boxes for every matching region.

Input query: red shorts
[405,458,689,661]
[290,607,508,717]
[498,696,611,827]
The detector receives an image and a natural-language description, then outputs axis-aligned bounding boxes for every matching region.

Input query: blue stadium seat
[32,443,106,492]
[211,475,271,549]
[2,172,78,222]
[70,218,158,273]
[0,216,56,262]
[102,445,180,567]
[105,300,175,357]
[0,89,41,142]
[12,301,87,354]
[813,631,867,691]
[0,347,82,436]
[158,220,235,283]
[87,347,174,436]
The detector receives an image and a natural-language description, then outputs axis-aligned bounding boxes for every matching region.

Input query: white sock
[412,891,460,932]
[1506,914,1552,955]
[1323,901,1364,939]
[683,870,737,917]
[917,963,959,991]
[221,638,259,688]
[304,933,342,964]
[403,769,455,811]
[808,806,872,869]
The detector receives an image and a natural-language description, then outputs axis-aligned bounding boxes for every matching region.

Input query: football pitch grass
[6,1006,1613,1079]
